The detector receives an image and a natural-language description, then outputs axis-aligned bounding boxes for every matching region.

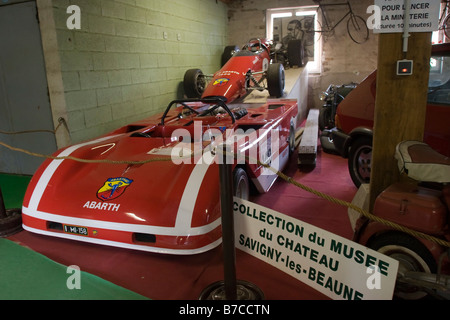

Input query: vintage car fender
[353,218,446,268]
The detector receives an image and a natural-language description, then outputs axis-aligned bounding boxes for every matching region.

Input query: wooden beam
[298,109,319,166]
[369,32,432,210]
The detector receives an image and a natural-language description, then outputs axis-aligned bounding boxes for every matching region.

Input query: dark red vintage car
[321,43,450,187]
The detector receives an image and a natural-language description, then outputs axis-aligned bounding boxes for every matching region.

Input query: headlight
[319,92,328,101]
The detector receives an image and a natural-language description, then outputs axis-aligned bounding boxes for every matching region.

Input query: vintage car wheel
[267,63,285,98]
[319,107,334,131]
[368,232,436,300]
[348,136,372,188]
[233,167,249,200]
[183,68,206,98]
[287,39,305,68]
[221,45,239,66]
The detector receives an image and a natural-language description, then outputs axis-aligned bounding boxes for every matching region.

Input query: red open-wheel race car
[183,38,290,103]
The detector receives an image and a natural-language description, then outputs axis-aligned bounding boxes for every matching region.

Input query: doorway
[0,1,57,175]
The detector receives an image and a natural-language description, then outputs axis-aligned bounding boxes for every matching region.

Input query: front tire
[233,167,249,200]
[319,107,333,131]
[368,232,436,300]
[183,69,205,98]
[348,136,372,188]
[267,63,285,98]
[287,39,305,67]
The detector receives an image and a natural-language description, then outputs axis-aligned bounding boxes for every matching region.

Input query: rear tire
[233,167,249,200]
[267,63,285,98]
[183,69,205,98]
[368,232,436,300]
[221,45,239,66]
[287,39,305,67]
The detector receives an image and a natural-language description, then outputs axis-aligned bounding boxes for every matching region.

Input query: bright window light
[266,6,321,74]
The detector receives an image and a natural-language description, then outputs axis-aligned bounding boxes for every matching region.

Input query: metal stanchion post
[199,144,264,300]
[219,143,237,300]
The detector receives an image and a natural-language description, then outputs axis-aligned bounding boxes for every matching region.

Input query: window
[266,6,321,73]
[428,55,450,106]
[432,1,449,44]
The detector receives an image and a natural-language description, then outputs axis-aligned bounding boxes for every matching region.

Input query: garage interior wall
[226,0,378,109]
[45,0,228,145]
[5,0,376,154]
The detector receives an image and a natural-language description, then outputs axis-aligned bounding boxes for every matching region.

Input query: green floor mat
[0,239,149,300]
[0,173,31,209]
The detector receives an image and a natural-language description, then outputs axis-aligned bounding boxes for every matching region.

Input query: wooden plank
[369,32,432,210]
[294,127,305,149]
[298,109,319,166]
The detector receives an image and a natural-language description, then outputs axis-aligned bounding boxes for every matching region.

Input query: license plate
[63,224,89,236]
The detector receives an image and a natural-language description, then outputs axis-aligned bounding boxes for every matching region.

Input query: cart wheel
[183,69,205,98]
[368,231,436,300]
[233,167,249,200]
[267,63,285,98]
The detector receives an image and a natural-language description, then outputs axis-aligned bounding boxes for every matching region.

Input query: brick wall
[51,0,228,143]
[226,0,378,110]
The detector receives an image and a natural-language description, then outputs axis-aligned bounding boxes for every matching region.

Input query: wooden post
[369,32,432,210]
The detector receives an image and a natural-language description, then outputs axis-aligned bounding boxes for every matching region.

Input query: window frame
[266,5,322,74]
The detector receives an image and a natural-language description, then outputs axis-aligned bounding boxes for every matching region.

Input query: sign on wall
[233,198,399,300]
[372,0,440,33]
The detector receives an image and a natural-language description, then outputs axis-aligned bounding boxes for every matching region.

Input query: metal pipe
[218,143,237,300]
[403,0,411,55]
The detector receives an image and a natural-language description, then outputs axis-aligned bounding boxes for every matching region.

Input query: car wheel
[221,45,239,67]
[319,107,333,131]
[348,136,372,188]
[267,63,285,98]
[319,131,338,155]
[233,167,249,200]
[368,232,436,300]
[183,69,205,98]
[287,39,305,67]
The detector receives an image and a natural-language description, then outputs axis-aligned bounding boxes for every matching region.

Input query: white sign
[233,198,399,300]
[373,0,440,33]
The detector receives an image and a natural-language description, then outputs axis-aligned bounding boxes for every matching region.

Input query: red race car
[321,43,450,187]
[183,38,286,102]
[21,97,298,254]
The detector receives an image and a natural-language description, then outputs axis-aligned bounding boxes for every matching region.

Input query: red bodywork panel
[336,43,450,157]
[22,99,298,254]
